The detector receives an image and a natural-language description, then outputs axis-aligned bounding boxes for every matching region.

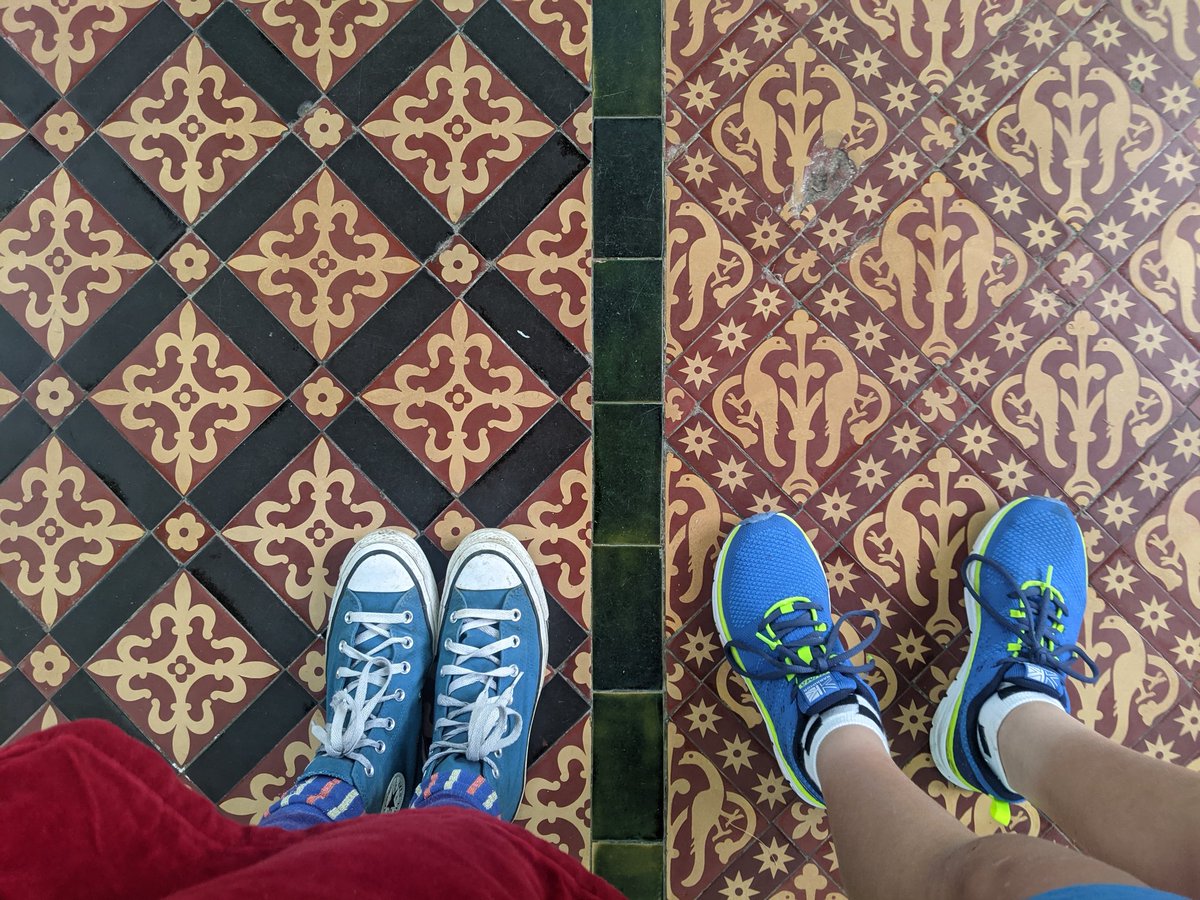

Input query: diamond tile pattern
[0,0,591,863]
[664,0,1200,896]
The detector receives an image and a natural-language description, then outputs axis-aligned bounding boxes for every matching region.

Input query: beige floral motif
[514,718,590,861]
[223,438,396,627]
[241,0,416,88]
[164,510,206,553]
[364,303,554,492]
[101,38,286,221]
[433,508,476,552]
[507,444,591,625]
[177,0,214,16]
[438,242,482,286]
[297,649,325,694]
[301,375,345,418]
[567,379,592,423]
[168,241,213,284]
[0,382,17,412]
[302,106,345,148]
[0,438,143,624]
[364,36,553,222]
[41,110,85,153]
[34,377,75,417]
[88,574,278,762]
[230,170,418,358]
[0,170,151,356]
[220,711,323,823]
[570,105,592,145]
[93,303,282,492]
[500,171,592,351]
[0,119,22,143]
[29,642,71,687]
[0,0,156,90]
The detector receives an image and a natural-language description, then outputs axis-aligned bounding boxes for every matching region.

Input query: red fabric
[0,720,623,900]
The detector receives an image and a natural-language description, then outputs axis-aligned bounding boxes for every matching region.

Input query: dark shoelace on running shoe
[725,597,881,686]
[961,553,1100,685]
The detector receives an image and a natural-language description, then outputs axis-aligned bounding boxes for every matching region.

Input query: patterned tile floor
[0,0,594,862]
[663,1,1200,897]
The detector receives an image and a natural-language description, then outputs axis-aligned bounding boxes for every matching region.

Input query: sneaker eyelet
[444,638,452,651]
[449,611,460,623]
[344,612,352,624]
[376,741,386,752]
[338,640,347,653]
[365,764,374,777]
[511,609,521,622]
[512,636,520,648]
[386,718,395,731]
[404,611,414,624]
[402,636,413,649]
[399,661,411,674]
[397,690,406,702]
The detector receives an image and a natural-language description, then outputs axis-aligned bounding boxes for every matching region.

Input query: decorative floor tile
[362,35,553,224]
[100,37,286,223]
[665,0,1200,892]
[87,571,279,765]
[0,170,151,358]
[0,0,592,860]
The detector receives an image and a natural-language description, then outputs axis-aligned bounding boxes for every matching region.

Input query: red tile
[223,436,415,629]
[295,100,350,160]
[5,704,65,746]
[32,100,90,161]
[153,502,215,564]
[23,365,83,427]
[100,37,285,223]
[498,168,591,352]
[664,377,693,437]
[664,0,758,93]
[668,412,788,516]
[294,367,353,427]
[87,572,279,765]
[241,0,418,90]
[431,236,487,298]
[1085,6,1200,106]
[229,168,419,360]
[91,301,283,493]
[504,0,592,84]
[0,437,143,626]
[0,169,151,358]
[1124,463,1200,625]
[0,372,19,421]
[164,234,217,292]
[503,442,591,630]
[361,301,554,492]
[1121,183,1200,350]
[564,372,592,426]
[287,637,327,701]
[17,636,78,700]
[362,35,553,224]
[0,102,23,160]
[2,0,156,91]
[218,708,321,823]
[564,98,592,156]
[1093,551,1200,674]
[513,715,591,863]
[564,637,591,699]
[164,0,221,25]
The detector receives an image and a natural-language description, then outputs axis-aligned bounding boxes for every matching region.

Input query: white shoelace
[312,610,413,778]
[426,607,524,778]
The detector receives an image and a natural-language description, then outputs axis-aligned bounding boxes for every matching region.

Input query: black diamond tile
[53,671,152,747]
[0,136,56,219]
[0,583,44,667]
[199,4,320,123]
[0,304,51,391]
[527,673,588,765]
[0,41,57,127]
[0,671,46,744]
[547,594,587,669]
[0,403,50,482]
[65,136,186,258]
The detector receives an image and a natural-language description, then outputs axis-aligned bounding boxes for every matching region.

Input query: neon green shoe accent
[990,798,1012,827]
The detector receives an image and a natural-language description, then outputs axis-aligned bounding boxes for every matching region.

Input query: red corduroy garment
[0,719,623,900]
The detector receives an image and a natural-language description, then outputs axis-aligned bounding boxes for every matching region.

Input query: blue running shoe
[300,528,438,813]
[418,529,548,821]
[931,497,1100,815]
[713,512,885,807]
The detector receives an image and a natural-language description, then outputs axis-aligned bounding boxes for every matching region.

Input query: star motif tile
[100,37,286,223]
[91,301,283,493]
[0,437,143,626]
[362,35,554,223]
[362,301,555,493]
[87,572,279,765]
[0,170,151,358]
[229,168,418,360]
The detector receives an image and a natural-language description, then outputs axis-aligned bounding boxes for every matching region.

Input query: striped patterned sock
[409,768,500,817]
[259,776,365,831]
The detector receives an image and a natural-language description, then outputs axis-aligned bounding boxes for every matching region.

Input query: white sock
[801,695,889,791]
[978,686,1064,793]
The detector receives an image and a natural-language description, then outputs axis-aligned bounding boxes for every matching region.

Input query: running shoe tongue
[792,670,858,716]
[999,661,1065,699]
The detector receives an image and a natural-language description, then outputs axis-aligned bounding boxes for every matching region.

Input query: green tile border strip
[590,0,665,895]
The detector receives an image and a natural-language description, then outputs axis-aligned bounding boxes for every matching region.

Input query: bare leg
[818,725,1148,900]
[1000,701,1200,896]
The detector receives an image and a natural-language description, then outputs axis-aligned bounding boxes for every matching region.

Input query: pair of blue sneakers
[713,497,1099,816]
[298,527,548,822]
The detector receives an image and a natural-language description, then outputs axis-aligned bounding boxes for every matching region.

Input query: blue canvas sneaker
[414,529,548,821]
[713,512,887,807]
[931,496,1100,821]
[299,528,438,813]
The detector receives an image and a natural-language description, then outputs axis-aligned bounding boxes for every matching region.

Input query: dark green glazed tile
[594,259,662,403]
[594,403,661,545]
[592,692,663,840]
[593,0,661,117]
[594,118,662,259]
[594,545,662,690]
[593,842,664,900]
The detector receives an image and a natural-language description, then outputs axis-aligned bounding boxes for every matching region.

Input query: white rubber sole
[709,516,825,807]
[328,528,440,638]
[929,504,1014,791]
[442,528,550,686]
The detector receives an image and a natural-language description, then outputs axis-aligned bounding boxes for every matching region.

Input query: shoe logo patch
[381,773,406,812]
[800,674,836,703]
[1022,664,1060,691]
